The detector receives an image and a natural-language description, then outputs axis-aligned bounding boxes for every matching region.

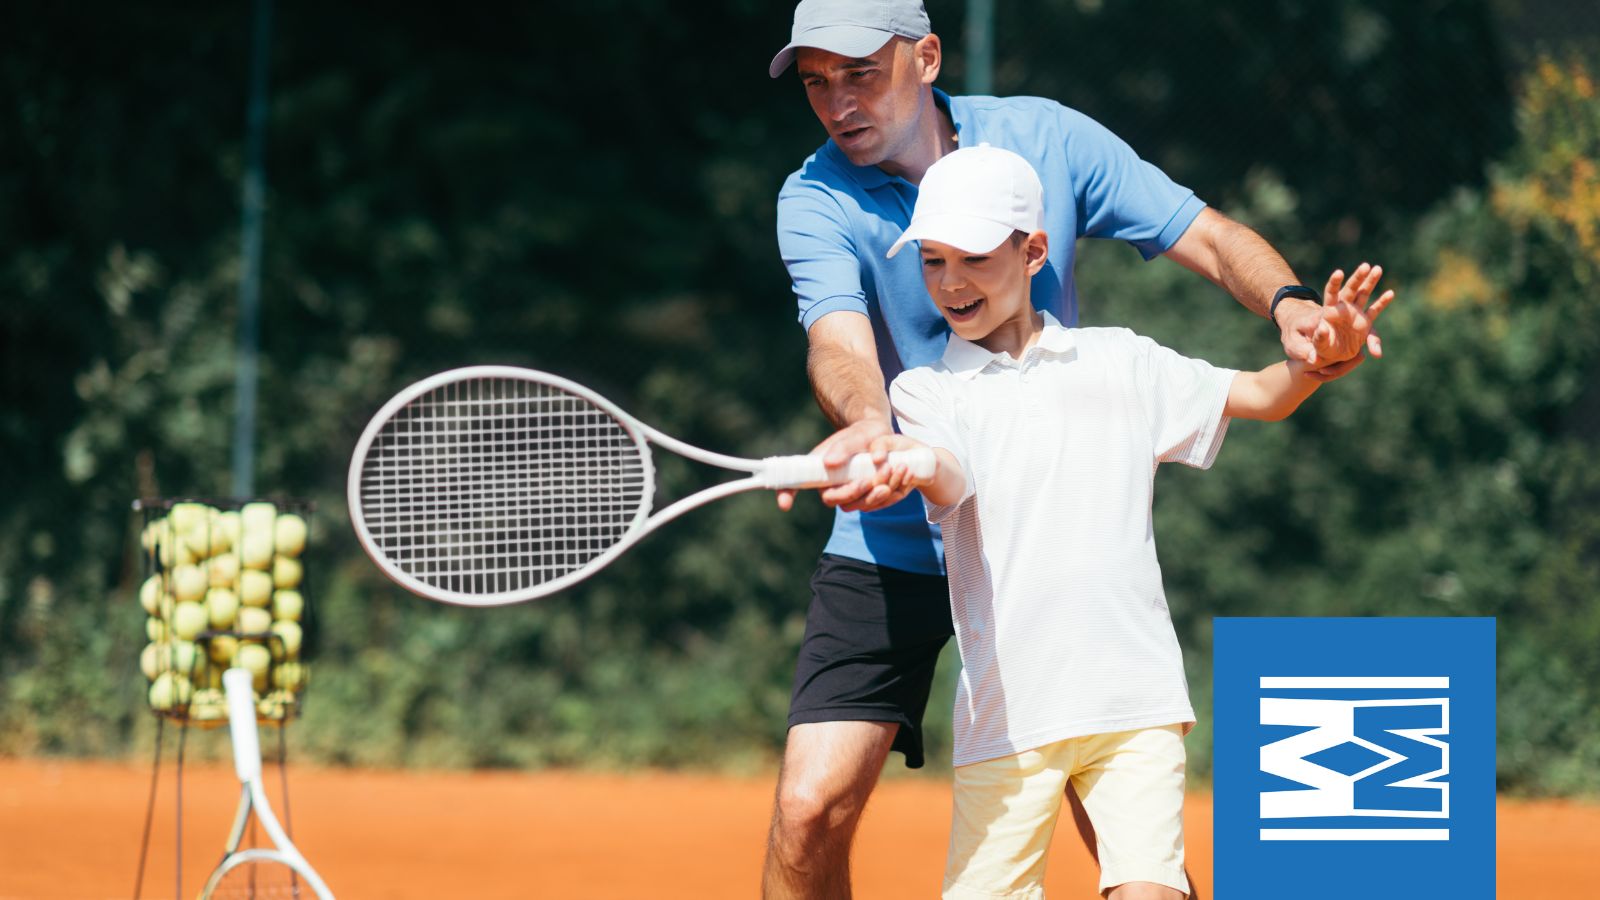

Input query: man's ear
[1024,230,1050,276]
[913,34,942,85]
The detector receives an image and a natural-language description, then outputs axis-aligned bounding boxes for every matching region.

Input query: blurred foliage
[0,3,1596,795]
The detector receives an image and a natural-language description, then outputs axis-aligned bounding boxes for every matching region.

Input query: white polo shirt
[889,314,1236,767]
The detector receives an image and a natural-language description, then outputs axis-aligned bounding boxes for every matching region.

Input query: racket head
[348,366,656,606]
[201,849,327,899]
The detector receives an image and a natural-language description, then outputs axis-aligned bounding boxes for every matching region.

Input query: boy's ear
[1023,230,1050,276]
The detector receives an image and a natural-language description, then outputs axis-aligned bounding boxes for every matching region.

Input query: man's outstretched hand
[775,418,922,513]
[1277,262,1396,382]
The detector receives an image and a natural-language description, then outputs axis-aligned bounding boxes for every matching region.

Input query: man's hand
[1277,262,1395,381]
[776,419,924,513]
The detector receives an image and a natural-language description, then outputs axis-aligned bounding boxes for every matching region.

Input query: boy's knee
[1105,882,1185,900]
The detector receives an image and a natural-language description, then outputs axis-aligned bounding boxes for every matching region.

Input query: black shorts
[787,553,954,769]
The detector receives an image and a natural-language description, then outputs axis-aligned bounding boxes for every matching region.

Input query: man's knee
[773,763,870,838]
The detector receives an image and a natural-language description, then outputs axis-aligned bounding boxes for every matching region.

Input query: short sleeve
[1063,107,1207,260]
[776,174,870,331]
[1129,331,1237,469]
[889,369,973,522]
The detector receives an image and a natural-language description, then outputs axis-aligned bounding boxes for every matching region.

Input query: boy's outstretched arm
[1225,263,1396,421]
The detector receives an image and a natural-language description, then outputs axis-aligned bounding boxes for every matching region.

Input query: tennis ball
[272,661,306,691]
[272,556,302,590]
[206,587,240,629]
[269,620,302,659]
[171,601,208,641]
[171,565,208,603]
[239,569,273,607]
[146,617,169,642]
[236,606,272,635]
[139,575,165,616]
[148,671,191,711]
[239,531,274,570]
[217,510,243,546]
[207,635,239,666]
[274,514,307,557]
[169,639,201,676]
[271,589,303,622]
[140,518,163,554]
[169,503,210,536]
[241,502,276,540]
[189,688,226,722]
[235,643,272,691]
[208,554,240,588]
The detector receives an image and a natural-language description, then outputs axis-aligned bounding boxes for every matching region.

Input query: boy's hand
[1304,262,1396,382]
[776,419,922,513]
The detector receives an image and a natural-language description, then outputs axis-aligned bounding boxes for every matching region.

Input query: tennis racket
[348,365,934,607]
[198,668,334,900]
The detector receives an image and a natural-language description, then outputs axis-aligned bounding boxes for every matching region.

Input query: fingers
[1303,354,1365,382]
[1367,289,1395,322]
[1366,331,1383,359]
[1323,269,1345,305]
[777,489,795,512]
[819,479,874,510]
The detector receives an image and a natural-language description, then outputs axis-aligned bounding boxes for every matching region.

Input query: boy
[876,144,1392,899]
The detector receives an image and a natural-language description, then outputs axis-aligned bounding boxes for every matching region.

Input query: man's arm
[1223,262,1395,420]
[775,311,920,513]
[1164,208,1385,379]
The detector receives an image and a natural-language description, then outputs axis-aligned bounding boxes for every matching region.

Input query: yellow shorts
[943,724,1189,898]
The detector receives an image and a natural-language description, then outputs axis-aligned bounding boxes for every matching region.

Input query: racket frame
[348,366,930,607]
[198,668,334,899]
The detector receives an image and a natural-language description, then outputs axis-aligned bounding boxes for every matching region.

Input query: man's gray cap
[768,0,931,78]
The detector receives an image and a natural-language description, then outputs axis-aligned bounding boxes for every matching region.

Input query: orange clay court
[1,758,1596,899]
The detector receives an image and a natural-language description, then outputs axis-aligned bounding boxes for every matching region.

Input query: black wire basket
[131,497,314,726]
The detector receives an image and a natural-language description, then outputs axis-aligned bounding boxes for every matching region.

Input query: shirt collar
[940,310,1077,380]
[822,89,963,191]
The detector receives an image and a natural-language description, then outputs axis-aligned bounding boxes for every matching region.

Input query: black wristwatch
[1269,285,1321,326]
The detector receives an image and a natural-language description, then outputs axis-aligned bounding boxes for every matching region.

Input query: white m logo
[1257,677,1450,841]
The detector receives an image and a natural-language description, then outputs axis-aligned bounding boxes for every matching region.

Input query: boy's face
[919,232,1048,341]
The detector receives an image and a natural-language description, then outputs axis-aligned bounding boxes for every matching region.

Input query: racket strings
[359,377,649,594]
[208,859,308,899]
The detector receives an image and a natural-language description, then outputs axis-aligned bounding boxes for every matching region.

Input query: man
[763,2,1381,897]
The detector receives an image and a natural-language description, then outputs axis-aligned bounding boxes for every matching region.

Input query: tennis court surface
[2,758,1595,898]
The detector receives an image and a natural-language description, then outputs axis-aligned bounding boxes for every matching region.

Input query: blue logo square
[1213,618,1496,899]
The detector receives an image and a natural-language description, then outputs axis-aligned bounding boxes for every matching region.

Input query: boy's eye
[964,256,989,264]
[921,257,944,267]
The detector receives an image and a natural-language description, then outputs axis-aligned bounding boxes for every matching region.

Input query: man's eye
[921,258,943,267]
[964,257,989,264]
[851,69,875,79]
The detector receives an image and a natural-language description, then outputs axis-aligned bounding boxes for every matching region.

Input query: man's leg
[763,720,898,900]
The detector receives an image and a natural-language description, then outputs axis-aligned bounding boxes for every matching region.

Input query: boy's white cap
[886,143,1044,258]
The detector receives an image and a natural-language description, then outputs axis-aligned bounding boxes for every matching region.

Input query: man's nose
[827,89,856,123]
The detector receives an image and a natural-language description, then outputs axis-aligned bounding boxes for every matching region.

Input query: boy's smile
[919,232,1050,355]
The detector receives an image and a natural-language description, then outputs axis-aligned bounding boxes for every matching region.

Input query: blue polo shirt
[777,89,1205,576]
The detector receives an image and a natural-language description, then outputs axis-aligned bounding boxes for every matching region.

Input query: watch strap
[1270,284,1321,325]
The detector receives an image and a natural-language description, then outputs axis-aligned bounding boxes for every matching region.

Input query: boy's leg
[763,720,897,900]
[943,742,1076,899]
[1070,725,1190,898]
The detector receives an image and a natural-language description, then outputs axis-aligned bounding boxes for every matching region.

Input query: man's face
[795,39,929,168]
[918,235,1038,342]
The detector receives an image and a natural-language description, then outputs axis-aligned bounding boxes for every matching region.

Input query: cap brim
[886,216,1015,259]
[768,26,896,78]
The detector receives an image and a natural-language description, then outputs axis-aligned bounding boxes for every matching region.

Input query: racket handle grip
[760,448,937,490]
[222,667,262,783]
